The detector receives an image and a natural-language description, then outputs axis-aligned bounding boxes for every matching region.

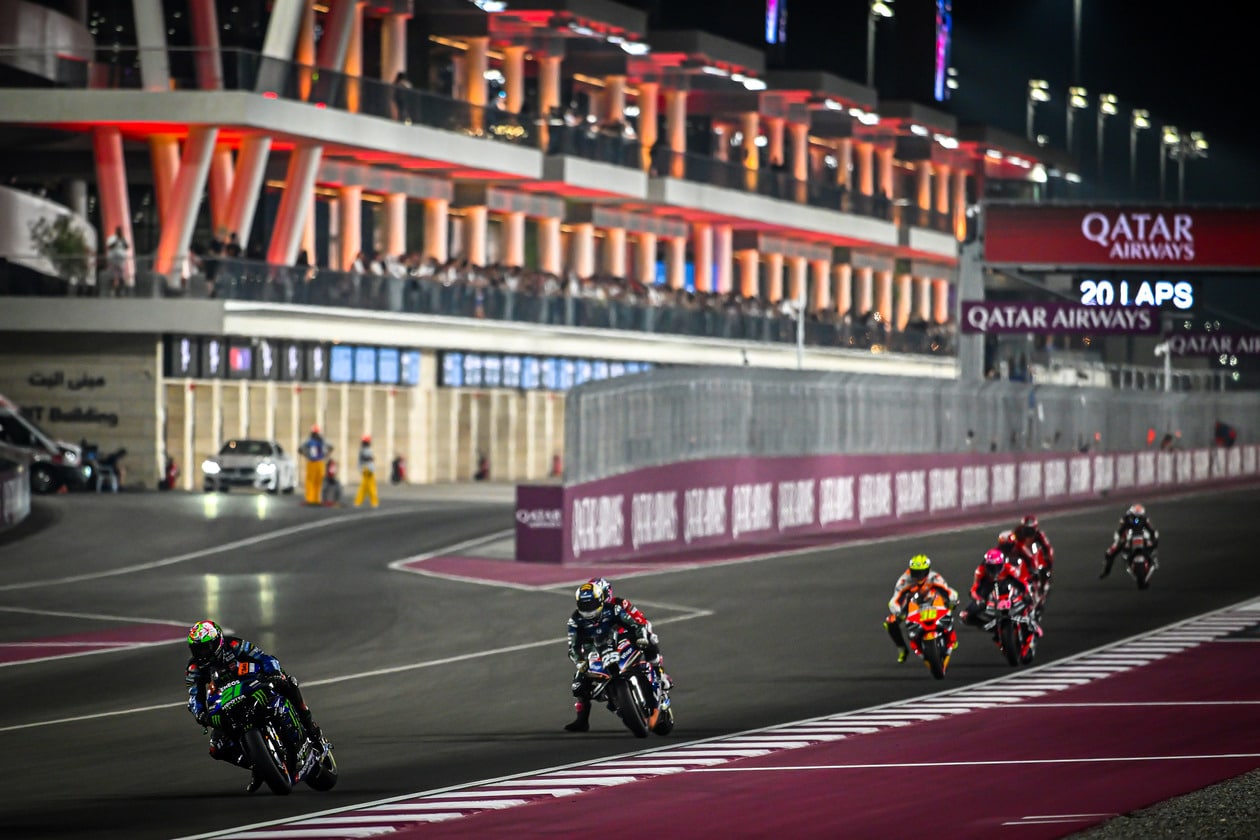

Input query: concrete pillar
[92,127,132,275]
[539,55,562,114]
[423,198,448,263]
[343,1,364,113]
[465,206,488,266]
[222,135,271,250]
[855,266,874,314]
[316,0,358,72]
[187,0,223,90]
[693,223,713,292]
[766,117,785,165]
[914,276,932,322]
[740,112,759,170]
[380,12,407,83]
[789,122,809,182]
[503,46,526,114]
[953,167,969,240]
[637,82,658,171]
[810,258,830,312]
[131,0,170,91]
[503,210,525,267]
[874,269,893,325]
[833,263,853,316]
[465,37,488,107]
[149,135,181,224]
[934,164,951,215]
[837,138,853,189]
[258,0,307,94]
[383,192,406,257]
[895,272,913,330]
[877,147,894,200]
[266,143,322,266]
[666,236,686,289]
[301,192,316,264]
[787,256,807,306]
[538,216,561,274]
[856,141,875,196]
[916,162,933,210]
[208,145,234,234]
[326,197,340,268]
[571,222,594,278]
[604,226,626,278]
[605,75,626,124]
[339,185,363,270]
[296,0,316,99]
[765,252,784,303]
[737,249,759,298]
[714,224,733,294]
[932,278,951,324]
[636,232,657,286]
[666,90,687,177]
[155,126,218,279]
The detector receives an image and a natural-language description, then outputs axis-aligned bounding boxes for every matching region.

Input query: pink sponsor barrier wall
[515,445,1260,564]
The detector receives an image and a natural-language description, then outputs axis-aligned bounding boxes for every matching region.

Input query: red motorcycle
[978,580,1039,667]
[902,590,955,679]
[1124,532,1157,590]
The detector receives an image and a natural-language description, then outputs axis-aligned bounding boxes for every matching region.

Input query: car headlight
[256,463,276,475]
[61,448,80,466]
[202,460,221,475]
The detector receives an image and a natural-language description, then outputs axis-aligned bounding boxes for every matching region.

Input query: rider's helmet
[982,548,1006,577]
[575,580,606,619]
[188,620,225,666]
[1020,514,1039,530]
[361,434,371,445]
[1125,503,1147,527]
[908,554,931,581]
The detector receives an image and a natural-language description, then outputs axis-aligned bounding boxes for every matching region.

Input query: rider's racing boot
[1099,554,1115,579]
[896,646,909,663]
[564,700,590,732]
[297,706,325,750]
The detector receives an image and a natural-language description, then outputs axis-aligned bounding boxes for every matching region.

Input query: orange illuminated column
[741,112,759,191]
[856,141,875,197]
[877,148,894,202]
[665,90,687,177]
[301,193,316,263]
[737,250,759,298]
[503,46,526,115]
[916,162,932,212]
[833,263,853,317]
[854,266,874,315]
[636,232,657,286]
[666,235,686,289]
[693,223,713,293]
[787,257,807,306]
[381,12,407,85]
[466,206,488,266]
[188,0,223,90]
[874,269,893,325]
[604,227,627,278]
[503,211,525,267]
[765,252,784,303]
[149,135,180,222]
[208,145,234,234]
[465,36,489,132]
[222,135,271,250]
[571,223,595,278]
[895,272,912,330]
[384,193,407,258]
[344,1,363,113]
[423,198,449,264]
[637,82,659,171]
[92,126,133,275]
[606,75,626,123]
[339,185,362,270]
[538,54,563,151]
[790,122,809,202]
[914,276,932,322]
[766,117,785,165]
[810,259,830,311]
[837,138,853,190]
[296,0,316,100]
[952,168,969,240]
[714,225,733,294]
[155,126,218,281]
[934,164,951,216]
[538,216,561,275]
[932,278,951,324]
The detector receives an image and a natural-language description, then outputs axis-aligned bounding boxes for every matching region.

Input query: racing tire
[923,638,946,679]
[612,680,649,738]
[999,621,1020,667]
[1020,633,1038,666]
[1134,556,1151,590]
[304,748,339,791]
[652,705,675,736]
[31,464,59,495]
[242,728,292,795]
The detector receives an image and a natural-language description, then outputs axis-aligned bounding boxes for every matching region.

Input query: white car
[202,439,298,494]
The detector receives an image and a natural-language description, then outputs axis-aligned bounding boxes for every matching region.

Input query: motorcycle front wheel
[923,637,946,679]
[305,748,338,791]
[999,620,1020,667]
[612,680,649,738]
[242,728,293,795]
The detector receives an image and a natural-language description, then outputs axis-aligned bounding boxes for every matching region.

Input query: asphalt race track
[1,483,1257,839]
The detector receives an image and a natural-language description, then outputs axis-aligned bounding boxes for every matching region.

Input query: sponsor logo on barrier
[732,482,773,539]
[1069,456,1092,494]
[1044,460,1067,498]
[819,476,856,525]
[961,466,988,508]
[631,491,678,550]
[1156,452,1174,484]
[1175,451,1191,482]
[1245,447,1258,475]
[928,468,957,512]
[1228,448,1242,476]
[1137,452,1157,485]
[1198,450,1214,480]
[1093,455,1115,493]
[1116,454,1135,488]
[1019,462,1043,499]
[571,494,625,559]
[894,470,926,517]
[992,464,1016,504]
[516,508,563,529]
[777,479,816,530]
[859,473,893,521]
[684,486,727,544]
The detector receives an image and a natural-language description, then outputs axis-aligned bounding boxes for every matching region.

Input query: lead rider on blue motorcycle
[185,620,324,791]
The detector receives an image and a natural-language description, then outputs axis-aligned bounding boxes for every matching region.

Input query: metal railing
[563,366,1260,483]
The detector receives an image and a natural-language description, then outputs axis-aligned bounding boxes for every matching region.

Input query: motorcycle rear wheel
[923,638,946,679]
[243,728,292,795]
[612,680,649,738]
[999,621,1020,667]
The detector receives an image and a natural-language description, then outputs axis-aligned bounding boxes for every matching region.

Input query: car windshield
[219,440,273,457]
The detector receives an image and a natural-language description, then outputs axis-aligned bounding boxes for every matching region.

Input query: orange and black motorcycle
[902,590,956,679]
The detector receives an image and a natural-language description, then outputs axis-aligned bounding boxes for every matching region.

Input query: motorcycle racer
[564,579,668,732]
[185,620,324,791]
[1101,503,1160,579]
[962,549,1042,634]
[1013,514,1055,591]
[884,554,959,663]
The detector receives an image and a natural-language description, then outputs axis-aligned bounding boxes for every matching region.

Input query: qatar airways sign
[984,205,1260,270]
[959,301,1160,335]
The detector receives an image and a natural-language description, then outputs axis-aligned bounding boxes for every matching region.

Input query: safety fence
[563,367,1259,484]
[516,444,1260,564]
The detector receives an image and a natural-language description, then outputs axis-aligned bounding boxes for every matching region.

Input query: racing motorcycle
[205,674,338,795]
[902,590,955,679]
[1121,531,1158,589]
[585,636,673,738]
[977,579,1039,667]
